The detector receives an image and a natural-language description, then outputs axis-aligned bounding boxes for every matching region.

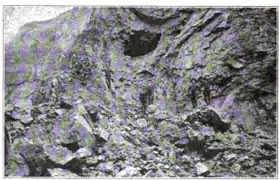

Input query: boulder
[185,107,231,132]
[47,168,81,177]
[195,162,209,176]
[115,166,141,177]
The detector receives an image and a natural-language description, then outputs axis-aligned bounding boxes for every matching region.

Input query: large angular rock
[136,118,148,128]
[195,162,209,176]
[51,110,95,148]
[45,145,82,174]
[8,99,34,125]
[95,127,110,142]
[74,147,93,159]
[17,143,48,176]
[185,107,231,132]
[75,104,95,128]
[45,146,76,166]
[97,162,115,174]
[106,132,132,148]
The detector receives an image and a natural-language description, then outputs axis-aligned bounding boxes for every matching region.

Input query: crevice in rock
[136,70,155,79]
[61,142,80,153]
[123,30,161,57]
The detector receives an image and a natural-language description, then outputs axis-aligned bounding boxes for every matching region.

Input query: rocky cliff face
[4,7,277,177]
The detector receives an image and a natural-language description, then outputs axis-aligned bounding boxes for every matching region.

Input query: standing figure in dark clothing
[147,82,154,105]
[188,78,198,109]
[104,67,112,91]
[201,76,211,104]
[140,81,154,115]
[171,74,179,102]
[139,91,147,114]
[5,125,10,166]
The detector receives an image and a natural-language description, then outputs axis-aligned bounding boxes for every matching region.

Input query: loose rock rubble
[4,7,276,177]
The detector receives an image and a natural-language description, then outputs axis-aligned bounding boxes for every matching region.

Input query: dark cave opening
[123,30,161,57]
[61,142,80,153]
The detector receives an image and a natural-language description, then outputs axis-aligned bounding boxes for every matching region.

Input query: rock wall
[4,7,277,177]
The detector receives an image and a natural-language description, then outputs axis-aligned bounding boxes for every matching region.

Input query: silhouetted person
[201,76,211,104]
[188,78,197,109]
[147,82,154,105]
[140,82,154,114]
[139,91,147,114]
[5,125,10,166]
[104,67,112,91]
[171,74,179,101]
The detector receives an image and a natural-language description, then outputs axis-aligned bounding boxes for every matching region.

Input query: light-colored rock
[195,162,209,176]
[226,59,245,69]
[147,104,157,114]
[107,132,132,148]
[224,153,237,161]
[55,109,64,116]
[72,113,93,135]
[19,115,34,125]
[230,124,239,133]
[74,147,92,159]
[181,155,193,164]
[154,110,169,121]
[97,127,110,141]
[116,166,140,177]
[188,129,204,141]
[231,163,241,173]
[46,146,76,166]
[136,118,148,128]
[5,104,14,112]
[38,114,47,120]
[11,121,25,131]
[55,111,96,148]
[97,162,114,173]
[47,168,80,177]
[74,104,95,129]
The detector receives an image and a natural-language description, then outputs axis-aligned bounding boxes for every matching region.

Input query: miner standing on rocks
[139,90,148,115]
[5,125,10,166]
[188,78,198,109]
[201,75,211,105]
[147,81,154,105]
[140,80,155,114]
[104,64,113,91]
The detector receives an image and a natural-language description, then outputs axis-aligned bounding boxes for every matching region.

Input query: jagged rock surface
[4,7,277,177]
